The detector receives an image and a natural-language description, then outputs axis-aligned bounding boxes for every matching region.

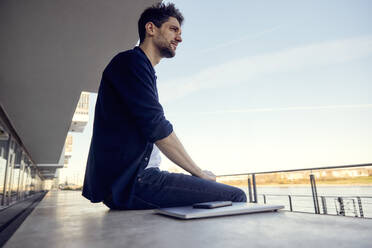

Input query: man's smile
[170,42,178,49]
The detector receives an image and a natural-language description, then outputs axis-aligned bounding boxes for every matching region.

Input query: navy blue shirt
[82,47,173,208]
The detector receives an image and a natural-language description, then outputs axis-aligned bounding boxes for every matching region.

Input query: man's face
[153,17,182,58]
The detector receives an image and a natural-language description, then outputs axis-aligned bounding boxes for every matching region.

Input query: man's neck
[139,42,161,67]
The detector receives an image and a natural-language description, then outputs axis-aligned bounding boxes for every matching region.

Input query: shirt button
[144,157,148,161]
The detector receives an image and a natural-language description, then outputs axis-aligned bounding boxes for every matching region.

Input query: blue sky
[62,0,372,184]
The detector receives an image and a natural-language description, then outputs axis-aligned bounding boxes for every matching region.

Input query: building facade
[0,112,44,208]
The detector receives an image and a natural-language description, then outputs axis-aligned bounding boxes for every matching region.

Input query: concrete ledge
[5,191,372,248]
[0,192,46,247]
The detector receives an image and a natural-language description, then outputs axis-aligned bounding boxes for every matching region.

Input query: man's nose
[176,34,182,43]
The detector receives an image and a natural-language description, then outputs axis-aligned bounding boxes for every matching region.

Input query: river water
[239,185,372,218]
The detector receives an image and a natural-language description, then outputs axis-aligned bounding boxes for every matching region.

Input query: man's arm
[155,131,216,181]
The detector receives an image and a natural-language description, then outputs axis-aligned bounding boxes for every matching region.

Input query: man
[83,3,246,210]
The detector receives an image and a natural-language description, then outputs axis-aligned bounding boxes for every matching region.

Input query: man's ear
[145,22,157,38]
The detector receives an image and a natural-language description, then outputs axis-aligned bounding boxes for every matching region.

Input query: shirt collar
[134,46,155,76]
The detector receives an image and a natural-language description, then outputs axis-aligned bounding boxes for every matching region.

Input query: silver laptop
[154,202,284,219]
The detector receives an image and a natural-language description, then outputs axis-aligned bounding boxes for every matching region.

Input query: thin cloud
[158,35,372,104]
[199,104,372,114]
[200,25,283,54]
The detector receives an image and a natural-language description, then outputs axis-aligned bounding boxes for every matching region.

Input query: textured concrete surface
[5,191,372,248]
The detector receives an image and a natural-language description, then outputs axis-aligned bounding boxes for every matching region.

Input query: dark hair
[138,3,184,44]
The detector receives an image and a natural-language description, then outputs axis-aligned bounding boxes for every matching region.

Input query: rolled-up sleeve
[105,53,173,143]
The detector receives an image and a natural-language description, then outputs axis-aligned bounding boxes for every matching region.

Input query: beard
[155,34,176,58]
[159,45,175,58]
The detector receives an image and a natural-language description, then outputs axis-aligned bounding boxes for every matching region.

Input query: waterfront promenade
[5,190,372,248]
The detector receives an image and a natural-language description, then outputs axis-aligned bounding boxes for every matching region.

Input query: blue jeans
[126,168,247,210]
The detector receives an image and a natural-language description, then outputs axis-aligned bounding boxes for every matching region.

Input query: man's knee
[232,188,247,202]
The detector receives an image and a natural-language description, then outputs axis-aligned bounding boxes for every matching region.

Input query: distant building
[54,92,90,187]
[64,135,73,168]
[330,168,369,178]
[69,92,90,133]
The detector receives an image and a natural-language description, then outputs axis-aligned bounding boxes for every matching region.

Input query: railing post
[263,194,266,204]
[351,199,358,217]
[337,197,345,216]
[288,195,293,211]
[310,174,320,214]
[247,176,252,203]
[321,196,327,214]
[356,197,364,218]
[252,173,257,203]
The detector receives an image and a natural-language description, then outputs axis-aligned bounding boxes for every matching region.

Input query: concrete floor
[5,190,372,248]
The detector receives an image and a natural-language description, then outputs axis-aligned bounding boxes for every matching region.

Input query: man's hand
[200,170,216,182]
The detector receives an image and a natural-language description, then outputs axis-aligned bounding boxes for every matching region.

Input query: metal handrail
[216,163,372,217]
[260,194,372,198]
[216,162,372,177]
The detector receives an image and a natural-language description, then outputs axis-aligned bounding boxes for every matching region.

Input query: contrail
[200,104,372,114]
[200,25,283,54]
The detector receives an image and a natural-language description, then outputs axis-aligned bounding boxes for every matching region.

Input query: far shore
[238,183,372,187]
[218,180,372,188]
[217,175,372,188]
